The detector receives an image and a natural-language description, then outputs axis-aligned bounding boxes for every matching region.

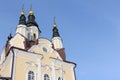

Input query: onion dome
[27,10,38,27]
[19,10,26,25]
[26,8,41,33]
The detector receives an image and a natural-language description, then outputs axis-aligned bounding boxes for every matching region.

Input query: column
[51,59,56,80]
[37,58,41,80]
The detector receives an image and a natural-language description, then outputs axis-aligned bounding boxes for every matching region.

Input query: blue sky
[0,0,120,80]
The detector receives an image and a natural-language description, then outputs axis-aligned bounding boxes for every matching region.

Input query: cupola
[26,6,41,42]
[52,17,63,50]
[16,6,27,37]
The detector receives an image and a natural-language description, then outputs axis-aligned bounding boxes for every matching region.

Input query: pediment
[28,38,62,61]
[9,33,25,49]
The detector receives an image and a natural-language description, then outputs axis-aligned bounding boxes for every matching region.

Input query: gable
[9,33,25,49]
[28,38,63,61]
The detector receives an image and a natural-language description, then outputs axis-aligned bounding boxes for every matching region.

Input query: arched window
[28,33,31,41]
[44,74,50,80]
[33,33,36,40]
[58,77,63,80]
[28,71,34,80]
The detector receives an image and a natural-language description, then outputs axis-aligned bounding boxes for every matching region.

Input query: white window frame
[42,73,51,80]
[26,70,36,80]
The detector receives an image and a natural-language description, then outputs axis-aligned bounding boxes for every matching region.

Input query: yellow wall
[0,37,75,80]
[0,52,12,77]
[14,53,38,80]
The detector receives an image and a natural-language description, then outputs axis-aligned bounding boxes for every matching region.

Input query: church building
[0,8,76,80]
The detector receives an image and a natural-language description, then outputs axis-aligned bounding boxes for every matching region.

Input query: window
[58,77,63,80]
[44,74,50,80]
[28,33,31,41]
[43,47,47,52]
[33,33,36,40]
[28,71,35,80]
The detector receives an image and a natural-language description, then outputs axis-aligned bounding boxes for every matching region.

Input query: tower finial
[53,16,57,28]
[19,4,26,25]
[22,4,24,11]
[29,4,34,15]
[30,4,32,11]
[54,16,56,24]
[21,4,25,15]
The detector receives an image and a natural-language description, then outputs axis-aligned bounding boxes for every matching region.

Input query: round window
[43,47,47,52]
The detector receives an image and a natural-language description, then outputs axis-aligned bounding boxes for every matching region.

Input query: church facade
[0,8,76,80]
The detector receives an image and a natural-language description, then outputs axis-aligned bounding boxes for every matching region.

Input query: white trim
[41,64,52,71]
[17,24,26,28]
[16,24,27,37]
[9,51,13,76]
[57,76,65,80]
[50,58,75,80]
[37,58,41,80]
[51,59,56,80]
[42,73,51,80]
[52,37,63,49]
[26,70,36,80]
[13,48,42,80]
[71,67,75,80]
[50,58,75,68]
[20,28,23,34]
[12,49,16,80]
[27,26,39,40]
[14,48,42,59]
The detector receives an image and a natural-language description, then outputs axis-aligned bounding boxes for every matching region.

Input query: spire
[52,17,60,37]
[19,5,26,25]
[21,4,25,15]
[53,17,57,28]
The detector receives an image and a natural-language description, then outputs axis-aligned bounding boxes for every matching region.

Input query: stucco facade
[0,8,76,80]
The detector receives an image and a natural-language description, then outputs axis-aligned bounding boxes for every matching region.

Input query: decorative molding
[26,69,36,80]
[26,61,38,67]
[41,65,52,71]
[42,73,51,80]
[14,48,42,59]
[37,59,41,80]
[55,68,65,74]
[50,58,75,68]
[17,24,27,28]
[56,76,65,80]
[51,60,56,80]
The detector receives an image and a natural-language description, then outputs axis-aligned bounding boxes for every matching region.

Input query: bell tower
[52,18,63,50]
[16,6,27,37]
[26,7,41,41]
